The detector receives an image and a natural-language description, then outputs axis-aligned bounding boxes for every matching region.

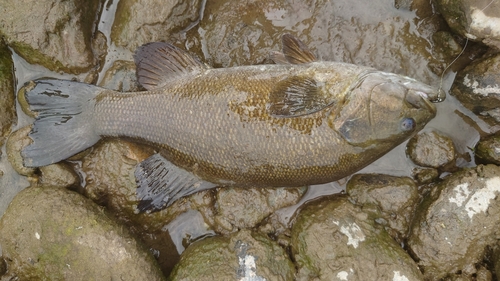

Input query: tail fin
[20,79,103,167]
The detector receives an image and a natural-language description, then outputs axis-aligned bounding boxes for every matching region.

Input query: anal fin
[135,153,217,213]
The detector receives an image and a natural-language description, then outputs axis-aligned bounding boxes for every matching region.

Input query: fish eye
[401,118,416,131]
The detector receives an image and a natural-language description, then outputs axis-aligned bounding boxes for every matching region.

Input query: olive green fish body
[20,34,438,211]
[94,63,367,187]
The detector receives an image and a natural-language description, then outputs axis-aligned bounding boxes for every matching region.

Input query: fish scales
[94,64,364,187]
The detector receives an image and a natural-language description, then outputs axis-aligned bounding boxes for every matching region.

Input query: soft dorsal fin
[268,76,332,117]
[281,34,317,64]
[134,42,208,90]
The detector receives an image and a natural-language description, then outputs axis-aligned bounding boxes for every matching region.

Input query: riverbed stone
[475,132,500,165]
[0,186,165,280]
[0,0,103,73]
[346,174,419,241]
[406,130,456,168]
[212,186,306,235]
[434,0,500,49]
[451,53,500,126]
[185,0,448,86]
[111,0,203,52]
[291,195,423,280]
[407,164,500,280]
[0,40,16,148]
[6,126,36,177]
[169,229,294,281]
[98,60,141,92]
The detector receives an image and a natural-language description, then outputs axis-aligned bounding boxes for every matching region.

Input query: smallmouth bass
[19,34,437,212]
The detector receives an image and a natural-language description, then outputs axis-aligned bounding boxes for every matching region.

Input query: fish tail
[20,79,103,167]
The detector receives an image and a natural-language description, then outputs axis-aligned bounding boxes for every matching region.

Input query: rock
[184,0,446,85]
[346,174,419,241]
[475,132,500,165]
[412,167,440,184]
[98,60,141,92]
[407,164,500,280]
[0,0,102,73]
[0,186,165,280]
[39,163,78,189]
[291,195,423,280]
[169,229,294,281]
[451,53,500,126]
[434,0,500,49]
[6,126,36,177]
[431,31,464,60]
[406,130,456,168]
[111,0,203,52]
[0,256,7,276]
[80,139,216,275]
[0,40,16,147]
[212,186,306,235]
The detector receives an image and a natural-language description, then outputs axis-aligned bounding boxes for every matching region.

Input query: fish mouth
[407,89,437,116]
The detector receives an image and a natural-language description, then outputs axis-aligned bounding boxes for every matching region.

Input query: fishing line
[437,0,496,101]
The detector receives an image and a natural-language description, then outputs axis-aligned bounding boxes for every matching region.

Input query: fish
[18,34,437,212]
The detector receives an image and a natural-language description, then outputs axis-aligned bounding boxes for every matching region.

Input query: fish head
[333,71,437,147]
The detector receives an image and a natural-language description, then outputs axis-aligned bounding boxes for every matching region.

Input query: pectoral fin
[281,34,317,64]
[135,153,217,213]
[134,42,208,90]
[268,76,332,117]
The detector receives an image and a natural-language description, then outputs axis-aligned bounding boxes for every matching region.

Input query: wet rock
[346,174,419,241]
[407,164,500,280]
[0,256,6,276]
[0,186,165,280]
[186,0,279,68]
[0,40,16,147]
[111,0,203,52]
[291,195,423,280]
[81,139,216,276]
[0,0,103,73]
[6,126,36,177]
[212,186,306,235]
[412,167,440,184]
[39,163,78,189]
[434,0,500,49]
[169,229,294,281]
[406,130,456,168]
[186,0,445,85]
[475,267,493,281]
[98,60,141,92]
[431,31,464,60]
[475,132,500,165]
[451,53,500,126]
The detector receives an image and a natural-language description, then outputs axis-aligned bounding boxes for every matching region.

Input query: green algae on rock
[169,229,294,281]
[0,187,165,280]
[0,39,16,147]
[475,132,500,165]
[346,174,419,241]
[451,52,500,126]
[408,164,500,280]
[111,0,203,52]
[291,195,423,280]
[0,0,102,74]
[406,130,456,168]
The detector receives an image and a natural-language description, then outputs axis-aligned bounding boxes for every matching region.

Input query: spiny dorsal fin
[281,34,317,64]
[269,51,290,65]
[134,42,208,90]
[268,76,332,117]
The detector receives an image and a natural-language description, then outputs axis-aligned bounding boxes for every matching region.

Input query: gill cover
[334,72,436,146]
